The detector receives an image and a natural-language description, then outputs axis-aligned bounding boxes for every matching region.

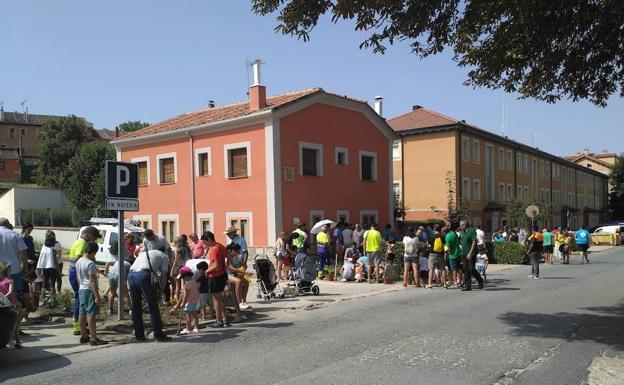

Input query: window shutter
[229,148,247,178]
[161,158,175,183]
[302,148,317,176]
[198,153,209,176]
[138,162,148,185]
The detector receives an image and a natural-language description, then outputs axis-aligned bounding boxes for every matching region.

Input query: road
[2,247,624,385]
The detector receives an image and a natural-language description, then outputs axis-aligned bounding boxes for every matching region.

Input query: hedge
[493,241,526,264]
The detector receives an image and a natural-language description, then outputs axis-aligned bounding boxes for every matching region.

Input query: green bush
[494,241,526,264]
[56,289,74,311]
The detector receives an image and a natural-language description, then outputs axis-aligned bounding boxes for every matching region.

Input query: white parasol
[310,219,337,235]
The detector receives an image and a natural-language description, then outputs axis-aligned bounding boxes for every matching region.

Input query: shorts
[449,258,460,272]
[577,244,589,252]
[78,289,99,316]
[184,303,198,313]
[199,293,211,307]
[11,273,24,293]
[476,265,486,274]
[108,274,119,288]
[428,253,445,271]
[367,251,382,267]
[544,245,554,253]
[208,273,228,293]
[403,256,418,264]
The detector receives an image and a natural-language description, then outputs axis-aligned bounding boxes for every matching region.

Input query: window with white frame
[472,139,480,163]
[335,147,348,166]
[226,211,253,245]
[197,213,214,235]
[392,141,401,160]
[336,210,349,224]
[133,215,152,231]
[156,153,177,184]
[517,153,522,172]
[523,154,529,174]
[310,210,325,226]
[195,147,212,177]
[540,188,545,203]
[544,161,550,178]
[359,150,377,181]
[507,184,513,201]
[462,177,471,201]
[461,136,470,162]
[473,179,481,201]
[506,150,513,171]
[158,214,179,243]
[498,148,505,170]
[539,159,545,178]
[360,210,378,227]
[225,142,251,178]
[131,156,150,186]
[299,142,323,177]
[499,183,506,202]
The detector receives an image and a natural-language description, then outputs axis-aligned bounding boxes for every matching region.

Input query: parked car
[590,225,622,246]
[78,218,145,264]
[0,293,17,348]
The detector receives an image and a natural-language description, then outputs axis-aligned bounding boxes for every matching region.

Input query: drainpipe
[187,131,197,234]
[401,136,405,221]
[513,147,517,227]
[550,161,553,227]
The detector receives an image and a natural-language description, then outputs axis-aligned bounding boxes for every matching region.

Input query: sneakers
[180,328,191,335]
[209,321,224,328]
[340,278,347,282]
[192,328,199,334]
[232,313,247,323]
[528,275,534,279]
[239,302,250,310]
[425,285,433,289]
[79,336,91,344]
[533,276,539,280]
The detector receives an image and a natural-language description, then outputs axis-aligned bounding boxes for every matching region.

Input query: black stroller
[286,253,320,296]
[253,255,282,300]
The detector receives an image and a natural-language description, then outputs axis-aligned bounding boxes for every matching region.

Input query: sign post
[525,204,540,230]
[105,161,139,321]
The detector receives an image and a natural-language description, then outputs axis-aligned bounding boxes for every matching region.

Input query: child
[177,266,200,334]
[172,236,192,304]
[419,253,429,285]
[76,242,107,346]
[105,243,132,316]
[0,262,21,348]
[476,251,489,283]
[340,257,355,282]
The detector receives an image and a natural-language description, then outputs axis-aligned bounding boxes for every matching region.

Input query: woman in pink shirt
[190,233,208,258]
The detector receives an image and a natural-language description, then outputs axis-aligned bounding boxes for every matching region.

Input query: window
[225,142,251,178]
[359,151,377,181]
[485,144,494,200]
[473,179,481,201]
[226,211,253,245]
[462,177,471,201]
[335,147,349,166]
[0,161,5,171]
[310,210,325,226]
[540,160,545,178]
[498,148,505,169]
[299,142,323,177]
[499,183,506,202]
[393,182,401,203]
[523,154,529,174]
[517,153,522,172]
[195,147,211,177]
[161,219,176,243]
[156,153,177,184]
[507,184,513,201]
[461,136,470,162]
[531,158,538,196]
[133,215,152,231]
[20,128,26,136]
[544,161,550,178]
[197,213,213,235]
[9,128,15,138]
[472,140,480,163]
[360,210,378,227]
[506,150,513,171]
[540,188,545,203]
[517,185,523,202]
[524,186,529,201]
[392,142,400,160]
[137,161,148,186]
[337,210,349,224]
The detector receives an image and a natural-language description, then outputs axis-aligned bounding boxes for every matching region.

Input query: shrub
[484,241,496,263]
[494,241,526,264]
[56,289,74,311]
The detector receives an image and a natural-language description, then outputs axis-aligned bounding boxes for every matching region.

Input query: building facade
[390,106,608,231]
[113,63,395,246]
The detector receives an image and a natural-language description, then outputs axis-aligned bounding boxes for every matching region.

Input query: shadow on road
[499,303,624,350]
[0,350,71,381]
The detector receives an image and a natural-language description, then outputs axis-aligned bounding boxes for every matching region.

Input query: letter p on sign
[106,161,138,199]
[116,165,130,195]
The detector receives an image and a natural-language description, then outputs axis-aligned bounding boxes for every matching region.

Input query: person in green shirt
[364,223,383,284]
[542,228,554,265]
[68,226,101,335]
[459,220,484,291]
[444,223,461,287]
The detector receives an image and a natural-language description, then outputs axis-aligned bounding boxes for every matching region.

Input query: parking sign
[105,161,139,211]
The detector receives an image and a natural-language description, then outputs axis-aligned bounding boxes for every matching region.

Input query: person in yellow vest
[68,226,101,335]
[316,225,330,278]
[363,223,382,284]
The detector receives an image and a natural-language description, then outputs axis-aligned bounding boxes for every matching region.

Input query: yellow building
[389,106,608,231]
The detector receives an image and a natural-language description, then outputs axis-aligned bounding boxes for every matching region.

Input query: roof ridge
[387,106,458,124]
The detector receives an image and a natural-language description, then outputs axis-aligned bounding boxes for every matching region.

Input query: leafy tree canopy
[64,142,116,210]
[252,0,624,106]
[608,154,624,220]
[36,115,93,189]
[118,120,150,133]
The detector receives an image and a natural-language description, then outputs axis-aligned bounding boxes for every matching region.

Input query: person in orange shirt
[527,225,544,279]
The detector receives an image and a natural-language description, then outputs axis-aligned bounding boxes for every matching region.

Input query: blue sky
[1,1,622,156]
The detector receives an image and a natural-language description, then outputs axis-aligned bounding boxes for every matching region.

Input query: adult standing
[527,225,544,279]
[0,219,29,314]
[459,220,484,291]
[21,224,36,281]
[36,230,60,296]
[352,224,365,252]
[427,224,448,289]
[342,224,354,250]
[128,245,171,341]
[444,222,461,288]
[275,231,288,280]
[554,227,566,263]
[203,231,229,328]
[542,228,554,265]
[291,223,307,253]
[316,225,331,278]
[189,233,208,259]
[68,226,100,335]
[402,226,420,287]
[142,229,173,305]
[364,223,382,284]
[225,226,249,264]
[475,224,485,249]
[575,225,591,264]
[518,228,527,246]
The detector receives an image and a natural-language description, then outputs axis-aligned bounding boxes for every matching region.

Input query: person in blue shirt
[575,226,591,264]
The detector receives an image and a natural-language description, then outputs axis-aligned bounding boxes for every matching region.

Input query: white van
[77,218,145,264]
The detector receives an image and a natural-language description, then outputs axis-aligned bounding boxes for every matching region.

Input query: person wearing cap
[177,266,200,334]
[225,226,248,265]
[68,225,101,335]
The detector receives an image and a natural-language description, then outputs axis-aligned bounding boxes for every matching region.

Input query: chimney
[374,96,383,116]
[0,106,3,121]
[208,100,215,108]
[412,105,422,111]
[249,59,266,111]
[583,147,590,155]
[115,126,119,138]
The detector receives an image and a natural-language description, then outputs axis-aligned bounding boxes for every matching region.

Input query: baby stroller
[287,253,320,296]
[253,255,282,300]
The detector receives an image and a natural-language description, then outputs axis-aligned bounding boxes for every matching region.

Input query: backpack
[433,236,444,253]
[405,238,416,255]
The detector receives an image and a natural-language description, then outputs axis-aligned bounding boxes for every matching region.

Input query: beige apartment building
[389,106,609,231]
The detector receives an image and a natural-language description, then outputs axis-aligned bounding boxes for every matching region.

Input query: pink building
[113,61,395,247]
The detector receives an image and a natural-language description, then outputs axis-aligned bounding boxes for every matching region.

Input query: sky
[1,1,622,157]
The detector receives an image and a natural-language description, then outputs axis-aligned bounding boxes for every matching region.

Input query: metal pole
[118,210,125,321]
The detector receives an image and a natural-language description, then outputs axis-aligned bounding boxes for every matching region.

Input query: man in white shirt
[342,224,354,249]
[476,225,485,246]
[0,218,28,294]
[225,226,248,264]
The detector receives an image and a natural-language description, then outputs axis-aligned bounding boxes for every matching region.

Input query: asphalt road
[3,247,624,385]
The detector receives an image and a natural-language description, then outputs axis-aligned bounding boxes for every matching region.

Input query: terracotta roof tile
[120,88,323,139]
[387,107,458,131]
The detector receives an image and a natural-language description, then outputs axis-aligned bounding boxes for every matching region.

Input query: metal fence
[15,208,98,228]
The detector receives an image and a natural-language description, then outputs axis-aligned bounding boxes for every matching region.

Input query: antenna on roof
[20,100,28,123]
[245,59,251,96]
[501,93,508,136]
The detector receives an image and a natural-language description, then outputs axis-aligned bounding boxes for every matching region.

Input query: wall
[14,226,79,250]
[0,187,71,224]
[0,159,21,182]
[0,124,40,157]
[402,131,456,221]
[280,103,392,228]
